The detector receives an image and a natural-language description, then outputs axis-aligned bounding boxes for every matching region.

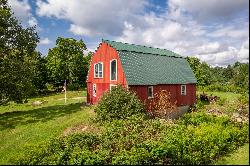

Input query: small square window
[148,86,153,98]
[181,85,186,95]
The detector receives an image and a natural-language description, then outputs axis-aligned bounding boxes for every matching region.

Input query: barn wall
[86,42,127,104]
[129,84,196,107]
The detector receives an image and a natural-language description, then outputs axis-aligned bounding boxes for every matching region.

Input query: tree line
[0,1,91,104]
[0,0,248,105]
[186,57,249,93]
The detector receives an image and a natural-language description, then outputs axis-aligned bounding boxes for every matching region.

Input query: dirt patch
[63,123,101,136]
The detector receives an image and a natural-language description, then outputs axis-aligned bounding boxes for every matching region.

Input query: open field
[0,91,95,164]
[0,91,248,164]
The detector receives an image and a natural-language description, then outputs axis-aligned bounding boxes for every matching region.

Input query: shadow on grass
[0,103,84,130]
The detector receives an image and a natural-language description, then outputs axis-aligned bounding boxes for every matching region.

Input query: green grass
[0,91,95,164]
[214,143,249,165]
[197,91,241,102]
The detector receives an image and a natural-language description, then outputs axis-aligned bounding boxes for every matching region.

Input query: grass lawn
[0,91,95,164]
[214,143,249,165]
[197,91,241,102]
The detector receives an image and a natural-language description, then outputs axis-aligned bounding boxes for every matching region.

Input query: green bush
[13,112,248,165]
[95,85,145,121]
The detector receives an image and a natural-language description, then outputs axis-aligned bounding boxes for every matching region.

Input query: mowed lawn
[0,90,248,164]
[215,143,249,165]
[0,91,95,164]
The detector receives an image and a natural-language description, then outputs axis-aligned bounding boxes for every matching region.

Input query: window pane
[99,63,103,77]
[111,60,116,80]
[148,87,153,98]
[181,85,186,95]
[94,64,98,77]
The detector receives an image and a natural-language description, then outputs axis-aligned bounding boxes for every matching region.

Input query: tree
[0,0,39,104]
[232,62,249,91]
[32,52,48,93]
[46,37,89,90]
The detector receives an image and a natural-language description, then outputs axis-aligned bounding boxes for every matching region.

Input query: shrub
[95,85,145,121]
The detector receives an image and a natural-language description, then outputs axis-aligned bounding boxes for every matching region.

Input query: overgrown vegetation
[12,111,248,165]
[8,88,249,165]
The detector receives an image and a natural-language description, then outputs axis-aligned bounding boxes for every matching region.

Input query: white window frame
[181,85,186,95]
[93,84,96,97]
[110,59,117,81]
[148,86,154,99]
[110,84,117,91]
[94,62,103,78]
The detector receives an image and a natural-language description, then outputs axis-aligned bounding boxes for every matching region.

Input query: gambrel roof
[103,39,197,85]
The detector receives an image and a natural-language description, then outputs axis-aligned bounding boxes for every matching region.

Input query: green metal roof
[103,40,197,85]
[103,39,181,58]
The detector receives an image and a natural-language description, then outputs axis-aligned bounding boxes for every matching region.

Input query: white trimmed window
[94,62,103,78]
[110,84,117,91]
[93,84,96,97]
[181,85,186,95]
[148,86,153,98]
[110,59,117,81]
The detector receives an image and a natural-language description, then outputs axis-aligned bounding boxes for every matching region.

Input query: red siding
[129,84,196,107]
[87,42,127,104]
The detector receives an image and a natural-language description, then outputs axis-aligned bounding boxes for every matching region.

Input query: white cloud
[39,38,52,45]
[195,39,249,66]
[208,24,249,39]
[36,0,147,36]
[169,0,249,22]
[8,0,38,27]
[238,39,249,63]
[36,0,249,66]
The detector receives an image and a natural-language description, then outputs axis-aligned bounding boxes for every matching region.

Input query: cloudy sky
[8,0,249,67]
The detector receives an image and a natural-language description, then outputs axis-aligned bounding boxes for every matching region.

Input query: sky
[8,0,249,67]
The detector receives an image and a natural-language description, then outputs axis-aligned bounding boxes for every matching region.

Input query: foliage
[46,37,90,90]
[0,1,40,104]
[95,85,145,121]
[148,90,179,118]
[186,57,249,93]
[13,111,249,165]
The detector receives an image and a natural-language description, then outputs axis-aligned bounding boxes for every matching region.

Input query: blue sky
[8,0,249,67]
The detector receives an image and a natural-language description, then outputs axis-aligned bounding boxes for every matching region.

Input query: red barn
[86,39,197,111]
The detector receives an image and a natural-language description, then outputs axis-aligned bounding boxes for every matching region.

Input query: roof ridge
[118,50,182,58]
[102,39,182,58]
